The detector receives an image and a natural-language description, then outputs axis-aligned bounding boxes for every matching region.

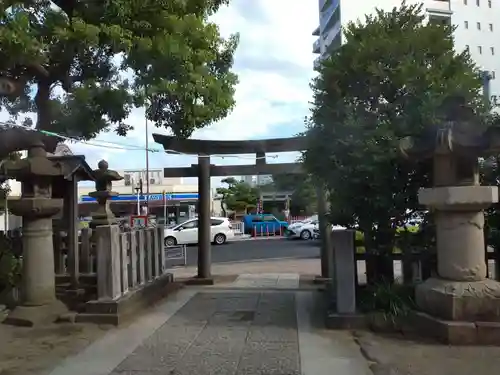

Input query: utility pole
[144,89,150,215]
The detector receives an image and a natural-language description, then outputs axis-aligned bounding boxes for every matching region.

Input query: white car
[287,220,319,240]
[287,218,347,240]
[164,217,235,246]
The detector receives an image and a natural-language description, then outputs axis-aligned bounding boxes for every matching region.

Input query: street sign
[130,215,148,228]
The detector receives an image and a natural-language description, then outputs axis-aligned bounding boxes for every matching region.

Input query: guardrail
[164,244,187,267]
[231,222,245,236]
[252,224,284,238]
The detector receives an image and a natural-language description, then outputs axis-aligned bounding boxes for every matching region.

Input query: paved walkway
[170,257,321,279]
[232,273,300,288]
[47,275,371,375]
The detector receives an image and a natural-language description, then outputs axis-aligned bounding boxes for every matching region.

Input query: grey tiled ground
[111,291,300,375]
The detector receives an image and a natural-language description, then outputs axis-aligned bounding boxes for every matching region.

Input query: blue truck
[241,214,288,236]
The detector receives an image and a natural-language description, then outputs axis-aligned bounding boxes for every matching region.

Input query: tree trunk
[364,227,395,284]
[366,253,394,284]
[0,82,57,158]
[35,82,51,131]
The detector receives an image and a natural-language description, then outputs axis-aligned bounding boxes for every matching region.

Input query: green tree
[270,173,316,216]
[304,2,484,283]
[216,177,259,216]
[0,0,238,140]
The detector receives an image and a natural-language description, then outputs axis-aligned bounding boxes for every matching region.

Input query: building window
[491,47,495,55]
[465,21,469,28]
[477,22,481,30]
[489,23,494,31]
[478,45,483,54]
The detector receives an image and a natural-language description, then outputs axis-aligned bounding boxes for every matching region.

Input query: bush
[354,226,419,254]
[358,282,416,323]
[0,235,22,291]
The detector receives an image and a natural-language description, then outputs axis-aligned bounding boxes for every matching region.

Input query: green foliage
[304,2,483,261]
[216,177,259,215]
[358,282,416,322]
[0,0,238,138]
[0,235,22,290]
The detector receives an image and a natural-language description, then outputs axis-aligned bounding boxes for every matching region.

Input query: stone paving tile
[113,321,207,372]
[111,291,300,375]
[173,326,249,375]
[235,341,300,375]
[233,273,300,289]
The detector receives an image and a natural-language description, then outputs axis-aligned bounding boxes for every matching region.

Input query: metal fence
[164,244,187,267]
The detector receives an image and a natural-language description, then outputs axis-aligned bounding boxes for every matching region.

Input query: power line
[0,121,281,160]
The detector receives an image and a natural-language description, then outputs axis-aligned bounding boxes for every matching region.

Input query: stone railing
[70,226,166,300]
[94,225,166,300]
[52,225,167,301]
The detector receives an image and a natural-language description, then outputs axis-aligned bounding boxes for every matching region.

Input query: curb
[231,236,287,242]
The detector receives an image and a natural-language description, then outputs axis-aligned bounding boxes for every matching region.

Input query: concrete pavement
[47,275,371,375]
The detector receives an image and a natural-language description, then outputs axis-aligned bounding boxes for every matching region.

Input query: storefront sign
[80,192,198,203]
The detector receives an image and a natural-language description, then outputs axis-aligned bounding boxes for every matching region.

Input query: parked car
[286,219,319,240]
[241,214,288,235]
[311,225,348,240]
[163,217,234,246]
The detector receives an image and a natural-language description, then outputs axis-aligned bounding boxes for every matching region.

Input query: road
[166,238,319,267]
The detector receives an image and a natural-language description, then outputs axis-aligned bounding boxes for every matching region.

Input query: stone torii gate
[152,134,332,284]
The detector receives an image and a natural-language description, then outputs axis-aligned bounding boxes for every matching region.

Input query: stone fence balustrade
[51,225,166,301]
[95,225,166,300]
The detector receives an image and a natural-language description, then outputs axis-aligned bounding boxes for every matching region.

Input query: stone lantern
[1,141,68,326]
[400,96,500,338]
[89,160,123,228]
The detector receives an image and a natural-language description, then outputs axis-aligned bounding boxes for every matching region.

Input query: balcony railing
[320,0,339,29]
[323,20,341,49]
[313,39,321,54]
[427,0,451,13]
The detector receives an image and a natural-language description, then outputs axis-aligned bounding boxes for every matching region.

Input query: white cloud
[1,0,316,179]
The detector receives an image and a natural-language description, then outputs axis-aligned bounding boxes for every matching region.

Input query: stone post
[1,142,67,326]
[333,229,357,314]
[399,97,500,325]
[196,154,213,283]
[65,178,79,289]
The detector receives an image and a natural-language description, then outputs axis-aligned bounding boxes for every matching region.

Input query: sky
[0,0,318,187]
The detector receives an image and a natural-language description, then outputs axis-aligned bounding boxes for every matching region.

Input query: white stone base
[419,185,498,210]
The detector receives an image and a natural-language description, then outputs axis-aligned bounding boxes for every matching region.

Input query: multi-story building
[78,169,203,225]
[2,167,220,229]
[240,174,273,187]
[312,0,499,107]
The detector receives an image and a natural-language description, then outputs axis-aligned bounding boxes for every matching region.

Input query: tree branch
[25,62,49,79]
